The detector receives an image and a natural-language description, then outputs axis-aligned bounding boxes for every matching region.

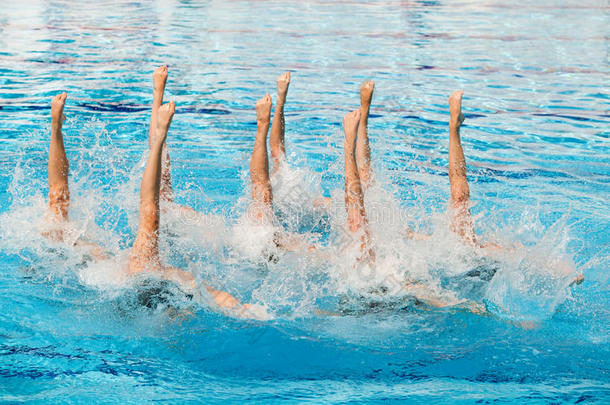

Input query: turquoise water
[1,0,609,403]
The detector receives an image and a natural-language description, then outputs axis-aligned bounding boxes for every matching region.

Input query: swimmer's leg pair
[129,100,198,289]
[314,81,375,211]
[129,102,175,273]
[148,66,202,219]
[342,81,376,261]
[133,101,257,313]
[343,108,374,262]
[249,72,291,221]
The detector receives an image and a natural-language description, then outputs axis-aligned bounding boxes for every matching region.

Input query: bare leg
[132,102,259,314]
[447,95,584,285]
[270,72,290,172]
[148,66,166,148]
[48,92,70,226]
[448,91,477,245]
[130,102,175,274]
[149,66,174,203]
[45,92,108,258]
[310,81,375,214]
[163,269,259,317]
[249,94,273,223]
[344,109,374,262]
[356,80,374,189]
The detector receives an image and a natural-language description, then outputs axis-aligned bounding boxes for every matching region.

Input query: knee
[49,185,69,203]
[451,191,469,206]
[252,184,272,206]
[140,200,159,225]
[347,215,364,234]
[49,185,70,220]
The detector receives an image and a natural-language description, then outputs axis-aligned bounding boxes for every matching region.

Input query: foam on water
[0,116,584,324]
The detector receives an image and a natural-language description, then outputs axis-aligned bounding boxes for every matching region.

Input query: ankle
[344,139,356,152]
[152,95,163,106]
[255,129,269,141]
[154,126,169,141]
[151,143,164,155]
[257,118,270,128]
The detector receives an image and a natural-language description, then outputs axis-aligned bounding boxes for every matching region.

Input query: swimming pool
[1,0,609,402]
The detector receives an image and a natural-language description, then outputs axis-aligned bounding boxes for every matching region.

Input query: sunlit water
[1,0,609,402]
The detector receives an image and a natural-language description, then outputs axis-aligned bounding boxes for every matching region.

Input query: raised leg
[448,91,476,245]
[48,92,70,224]
[270,72,290,172]
[344,109,374,262]
[149,65,174,203]
[130,102,175,274]
[356,80,374,189]
[131,102,261,315]
[249,94,273,223]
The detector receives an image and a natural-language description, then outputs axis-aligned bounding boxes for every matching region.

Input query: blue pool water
[1,0,609,402]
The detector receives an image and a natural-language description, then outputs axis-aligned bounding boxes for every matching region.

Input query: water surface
[1,0,609,403]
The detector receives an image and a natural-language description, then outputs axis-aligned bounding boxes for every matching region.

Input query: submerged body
[40,69,582,319]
